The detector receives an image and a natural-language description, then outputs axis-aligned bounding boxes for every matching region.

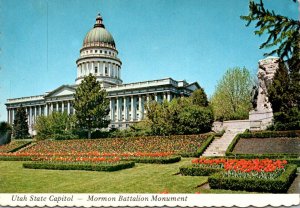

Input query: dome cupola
[76,13,122,87]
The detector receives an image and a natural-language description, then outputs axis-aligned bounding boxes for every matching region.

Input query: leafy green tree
[145,90,213,135]
[35,112,75,140]
[73,74,110,139]
[210,67,253,121]
[13,106,29,139]
[242,0,300,130]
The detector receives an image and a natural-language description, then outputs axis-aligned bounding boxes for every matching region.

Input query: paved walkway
[288,174,300,193]
[202,129,246,157]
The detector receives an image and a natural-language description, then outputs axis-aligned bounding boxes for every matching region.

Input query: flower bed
[0,141,31,153]
[0,151,181,164]
[180,158,297,192]
[23,161,135,172]
[208,164,297,193]
[187,158,299,193]
[180,158,225,176]
[20,134,212,157]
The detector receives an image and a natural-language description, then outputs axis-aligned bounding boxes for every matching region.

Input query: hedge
[0,156,33,161]
[122,156,181,164]
[9,141,32,153]
[181,135,215,157]
[226,130,300,158]
[179,165,222,176]
[208,164,297,193]
[23,161,135,172]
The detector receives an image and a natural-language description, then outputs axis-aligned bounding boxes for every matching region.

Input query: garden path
[202,128,246,157]
[288,174,300,193]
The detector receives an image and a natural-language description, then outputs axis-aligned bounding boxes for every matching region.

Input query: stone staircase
[202,129,246,157]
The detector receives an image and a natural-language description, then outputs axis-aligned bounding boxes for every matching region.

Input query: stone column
[62,102,64,113]
[34,106,37,122]
[167,92,171,101]
[7,109,9,124]
[139,95,143,120]
[155,93,158,102]
[124,96,128,121]
[10,109,13,124]
[67,101,70,115]
[98,62,100,75]
[56,102,59,112]
[163,93,167,100]
[116,97,120,121]
[109,99,113,121]
[108,63,111,77]
[50,103,53,114]
[103,62,106,76]
[92,62,94,74]
[131,96,135,121]
[45,104,48,116]
[29,107,32,125]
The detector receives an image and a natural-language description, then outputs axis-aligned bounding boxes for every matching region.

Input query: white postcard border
[0,194,299,207]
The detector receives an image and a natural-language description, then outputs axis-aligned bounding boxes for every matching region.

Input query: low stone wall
[213,120,250,132]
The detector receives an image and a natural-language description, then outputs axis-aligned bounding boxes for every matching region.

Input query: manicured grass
[0,158,252,193]
[0,158,207,193]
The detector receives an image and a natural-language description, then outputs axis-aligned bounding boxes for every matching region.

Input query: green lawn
[0,158,247,193]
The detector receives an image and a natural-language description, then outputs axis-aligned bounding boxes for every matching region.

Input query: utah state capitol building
[6,14,200,134]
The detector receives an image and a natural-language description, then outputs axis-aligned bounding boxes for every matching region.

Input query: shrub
[208,164,297,193]
[23,161,135,172]
[0,156,32,161]
[180,165,222,176]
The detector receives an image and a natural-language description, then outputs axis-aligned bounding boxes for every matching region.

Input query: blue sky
[0,0,298,121]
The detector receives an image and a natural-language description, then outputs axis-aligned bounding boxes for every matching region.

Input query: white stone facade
[6,14,200,134]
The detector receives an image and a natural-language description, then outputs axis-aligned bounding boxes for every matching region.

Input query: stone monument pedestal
[249,110,273,130]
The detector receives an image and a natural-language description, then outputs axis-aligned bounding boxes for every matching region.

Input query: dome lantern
[94,13,105,28]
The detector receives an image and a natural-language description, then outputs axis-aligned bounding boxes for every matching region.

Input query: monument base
[249,110,273,130]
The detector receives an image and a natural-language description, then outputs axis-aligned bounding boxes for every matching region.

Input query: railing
[7,95,44,103]
[106,78,178,91]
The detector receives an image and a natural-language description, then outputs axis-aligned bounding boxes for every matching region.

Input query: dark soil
[233,137,300,154]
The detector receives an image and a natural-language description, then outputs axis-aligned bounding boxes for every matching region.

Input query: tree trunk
[88,130,91,139]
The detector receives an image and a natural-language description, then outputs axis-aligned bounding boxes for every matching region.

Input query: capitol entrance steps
[202,128,246,157]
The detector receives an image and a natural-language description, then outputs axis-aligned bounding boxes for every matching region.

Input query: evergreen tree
[242,0,300,130]
[241,0,299,60]
[13,106,29,139]
[73,74,110,139]
[268,60,291,113]
[190,87,209,107]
